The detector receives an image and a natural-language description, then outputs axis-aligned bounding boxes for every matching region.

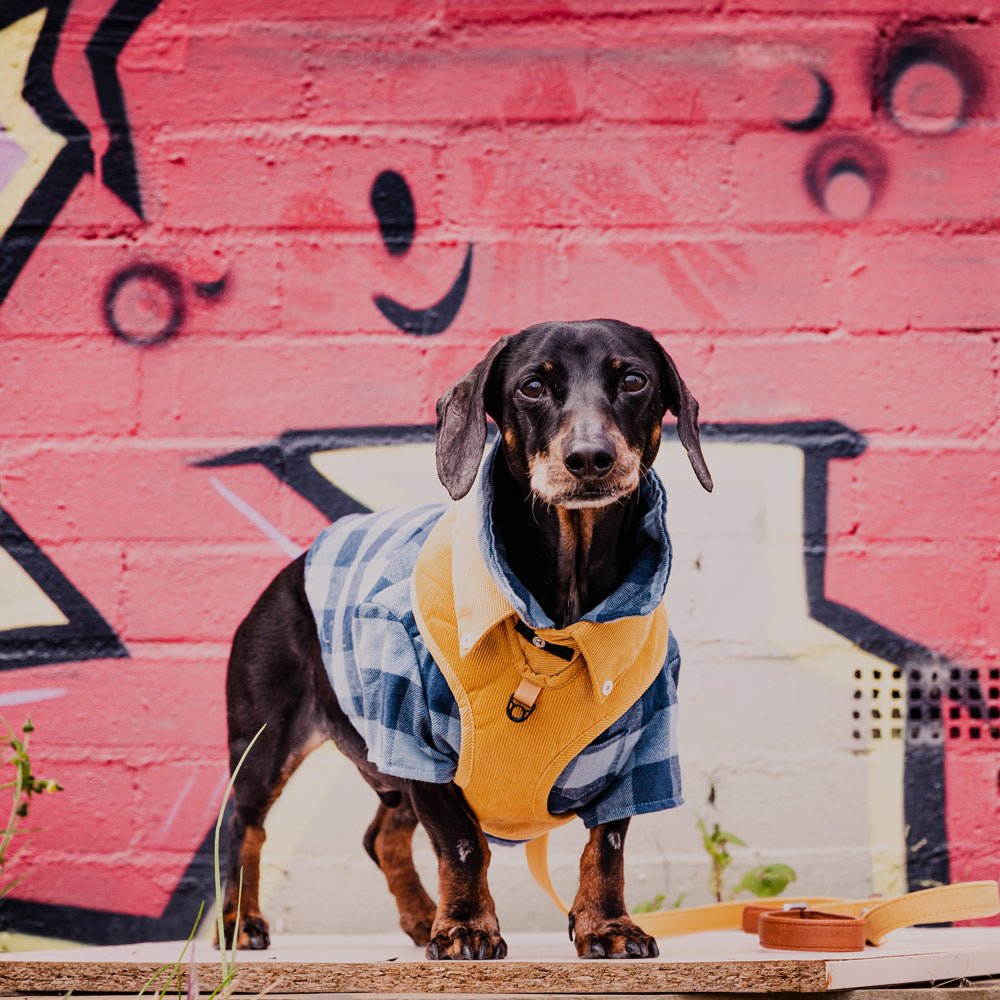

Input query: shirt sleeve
[551,629,683,828]
[352,601,459,784]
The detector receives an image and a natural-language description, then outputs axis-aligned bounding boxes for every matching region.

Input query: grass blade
[214,725,266,985]
[137,901,204,999]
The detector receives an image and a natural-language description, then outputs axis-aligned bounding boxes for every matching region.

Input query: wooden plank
[0,958,826,995]
[2,928,998,995]
[4,991,1000,1000]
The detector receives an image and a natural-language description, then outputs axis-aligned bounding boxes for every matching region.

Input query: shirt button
[460,632,473,651]
[602,680,614,696]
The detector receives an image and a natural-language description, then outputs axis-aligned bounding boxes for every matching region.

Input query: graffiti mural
[0,0,996,944]
[0,1,156,299]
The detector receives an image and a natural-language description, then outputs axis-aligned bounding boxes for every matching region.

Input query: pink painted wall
[0,0,996,941]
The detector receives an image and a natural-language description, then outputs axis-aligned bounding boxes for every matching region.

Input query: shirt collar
[451,440,672,698]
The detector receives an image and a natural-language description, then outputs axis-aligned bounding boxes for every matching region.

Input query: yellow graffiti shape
[0,9,67,238]
[0,547,67,631]
[311,445,450,510]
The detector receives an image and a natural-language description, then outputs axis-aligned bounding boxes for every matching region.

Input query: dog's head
[435,319,713,503]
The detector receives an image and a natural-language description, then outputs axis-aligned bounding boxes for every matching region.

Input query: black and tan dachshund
[221,319,712,960]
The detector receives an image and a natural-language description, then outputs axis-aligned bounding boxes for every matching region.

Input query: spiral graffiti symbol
[103,262,186,348]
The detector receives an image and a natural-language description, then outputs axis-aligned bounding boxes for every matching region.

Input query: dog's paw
[217,913,271,951]
[426,924,507,960]
[570,914,658,959]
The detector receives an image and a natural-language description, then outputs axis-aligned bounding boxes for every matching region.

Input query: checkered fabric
[304,441,682,842]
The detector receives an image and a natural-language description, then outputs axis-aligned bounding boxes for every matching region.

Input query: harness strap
[524,834,1000,945]
[513,620,575,662]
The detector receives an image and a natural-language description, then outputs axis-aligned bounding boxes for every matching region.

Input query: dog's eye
[622,373,647,393]
[519,378,545,399]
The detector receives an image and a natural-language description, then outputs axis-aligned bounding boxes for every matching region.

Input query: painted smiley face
[101,169,474,347]
[369,169,472,336]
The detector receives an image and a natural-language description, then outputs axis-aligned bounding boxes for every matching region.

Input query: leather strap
[758,908,866,952]
[524,833,1000,946]
[506,678,542,723]
[863,881,1000,945]
[514,620,575,661]
[756,882,1000,950]
[743,898,874,933]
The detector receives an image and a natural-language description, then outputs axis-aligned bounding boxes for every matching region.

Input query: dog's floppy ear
[435,336,510,500]
[656,344,713,493]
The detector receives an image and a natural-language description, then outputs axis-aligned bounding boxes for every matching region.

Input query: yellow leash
[524,833,1000,943]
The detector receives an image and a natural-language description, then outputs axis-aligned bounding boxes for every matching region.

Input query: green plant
[697,817,744,903]
[633,891,686,913]
[697,815,796,902]
[0,719,273,1000]
[1,717,62,897]
[634,815,798,913]
[734,863,798,899]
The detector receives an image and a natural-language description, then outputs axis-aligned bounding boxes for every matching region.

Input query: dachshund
[221,319,712,960]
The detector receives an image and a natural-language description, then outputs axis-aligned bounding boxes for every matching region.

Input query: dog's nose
[564,440,616,479]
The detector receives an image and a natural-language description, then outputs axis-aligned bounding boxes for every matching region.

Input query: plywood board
[1,928,998,995]
[8,994,1000,1000]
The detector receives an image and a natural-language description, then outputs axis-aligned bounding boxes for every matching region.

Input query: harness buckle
[506,694,537,723]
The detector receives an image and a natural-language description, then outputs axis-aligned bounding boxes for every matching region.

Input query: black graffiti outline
[0,0,161,303]
[368,168,472,336]
[803,134,889,219]
[779,70,834,133]
[3,419,951,943]
[0,1,90,303]
[104,261,186,347]
[370,170,416,257]
[85,0,162,218]
[0,507,127,671]
[373,242,474,337]
[872,28,987,132]
[701,423,948,890]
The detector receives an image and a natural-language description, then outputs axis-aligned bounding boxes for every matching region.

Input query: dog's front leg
[569,819,659,959]
[408,781,507,960]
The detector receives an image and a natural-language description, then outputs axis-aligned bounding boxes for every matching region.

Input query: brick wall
[0,0,996,944]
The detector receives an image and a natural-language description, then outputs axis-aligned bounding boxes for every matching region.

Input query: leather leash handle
[524,834,842,937]
[863,881,1000,945]
[758,881,1000,951]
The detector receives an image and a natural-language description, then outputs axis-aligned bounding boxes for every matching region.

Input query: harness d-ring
[506,678,542,723]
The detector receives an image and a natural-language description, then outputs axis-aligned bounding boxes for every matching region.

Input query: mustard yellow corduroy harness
[411,496,668,843]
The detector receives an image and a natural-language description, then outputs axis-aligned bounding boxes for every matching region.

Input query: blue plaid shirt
[304,442,682,841]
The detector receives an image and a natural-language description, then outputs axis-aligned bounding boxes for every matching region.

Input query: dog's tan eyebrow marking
[611,358,624,369]
[541,361,554,372]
